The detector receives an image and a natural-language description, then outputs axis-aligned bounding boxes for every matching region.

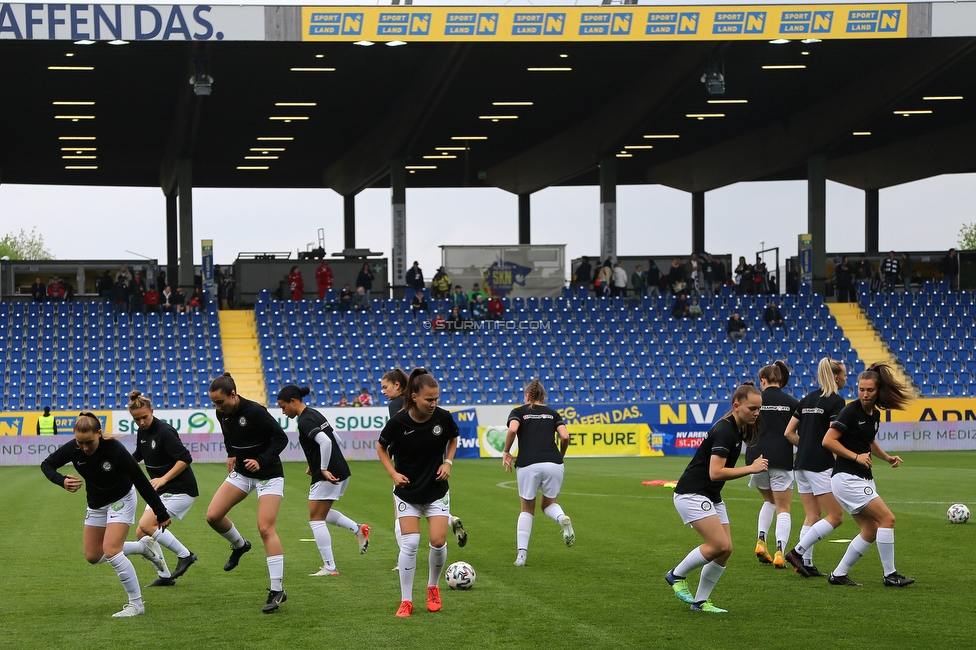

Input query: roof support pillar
[692,191,705,254]
[391,159,407,295]
[518,193,531,245]
[344,193,356,251]
[865,189,880,254]
[808,154,827,295]
[166,191,178,290]
[177,158,194,289]
[599,155,617,263]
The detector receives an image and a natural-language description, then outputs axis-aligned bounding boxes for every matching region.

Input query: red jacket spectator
[47,279,66,300]
[144,288,161,310]
[487,295,504,319]
[315,261,334,299]
[288,266,304,301]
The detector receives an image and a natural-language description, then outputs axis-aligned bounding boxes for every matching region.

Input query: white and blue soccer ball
[445,561,476,590]
[947,503,970,524]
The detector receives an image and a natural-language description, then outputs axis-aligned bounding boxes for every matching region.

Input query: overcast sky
[2,0,972,279]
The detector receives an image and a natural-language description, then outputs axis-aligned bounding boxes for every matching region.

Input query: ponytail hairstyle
[75,411,112,440]
[758,360,791,388]
[126,390,153,412]
[859,362,913,411]
[404,368,439,413]
[382,368,409,398]
[277,385,311,403]
[816,357,846,398]
[724,381,763,445]
[209,372,237,396]
[524,379,547,407]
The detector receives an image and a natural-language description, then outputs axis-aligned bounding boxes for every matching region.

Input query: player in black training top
[277,385,371,577]
[502,379,574,567]
[821,362,914,588]
[666,383,768,614]
[40,412,172,618]
[204,373,290,614]
[127,390,199,587]
[747,361,799,568]
[784,357,848,577]
[377,369,459,618]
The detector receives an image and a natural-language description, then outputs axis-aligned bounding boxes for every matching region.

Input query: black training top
[41,437,170,522]
[792,389,847,473]
[507,404,565,468]
[132,418,199,497]
[297,407,351,485]
[746,387,799,470]
[674,414,743,503]
[215,396,288,479]
[830,400,880,480]
[378,407,459,505]
[388,395,404,418]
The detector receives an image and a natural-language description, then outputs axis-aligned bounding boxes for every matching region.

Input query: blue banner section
[452,408,480,459]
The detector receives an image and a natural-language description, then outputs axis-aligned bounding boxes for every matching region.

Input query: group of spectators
[573,253,740,298]
[97,266,217,314]
[833,248,960,301]
[335,388,373,407]
[724,301,787,341]
[413,281,505,324]
[29,276,75,302]
[277,260,375,311]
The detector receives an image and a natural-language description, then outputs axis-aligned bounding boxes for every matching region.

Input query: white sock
[543,503,566,523]
[394,519,403,550]
[428,543,447,587]
[674,547,709,578]
[267,555,284,592]
[326,509,359,534]
[154,528,191,559]
[833,535,872,576]
[124,539,171,578]
[221,523,246,548]
[775,512,792,553]
[795,518,834,555]
[106,551,143,606]
[876,527,896,575]
[398,532,420,602]
[517,512,534,552]
[799,525,813,564]
[757,502,775,541]
[448,514,457,528]
[310,520,336,570]
[694,562,726,603]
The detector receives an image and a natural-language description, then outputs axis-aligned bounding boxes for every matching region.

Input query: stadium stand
[0,301,222,411]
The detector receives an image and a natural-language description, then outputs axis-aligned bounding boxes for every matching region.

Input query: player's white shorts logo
[864,487,874,495]
[701,501,712,511]
[398,502,407,512]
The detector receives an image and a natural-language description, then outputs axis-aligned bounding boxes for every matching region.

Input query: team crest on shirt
[238,416,248,427]
[864,487,874,495]
[700,501,712,511]
[101,461,113,472]
[151,440,157,450]
[432,425,443,436]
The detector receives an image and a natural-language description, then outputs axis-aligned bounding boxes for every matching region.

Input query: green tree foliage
[0,227,53,260]
[959,222,976,251]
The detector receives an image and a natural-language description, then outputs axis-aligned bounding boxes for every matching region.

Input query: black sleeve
[254,409,288,469]
[710,425,738,458]
[132,442,144,463]
[831,403,856,435]
[378,418,398,449]
[40,442,75,488]
[161,428,193,465]
[119,446,170,522]
[507,408,521,426]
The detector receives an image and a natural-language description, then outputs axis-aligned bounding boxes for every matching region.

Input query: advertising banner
[874,421,976,452]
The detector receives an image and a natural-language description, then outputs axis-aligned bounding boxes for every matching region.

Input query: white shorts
[224,472,285,498]
[143,493,195,520]
[516,462,565,500]
[830,473,879,515]
[748,468,795,492]
[673,492,730,526]
[394,491,452,519]
[795,468,834,496]
[85,486,137,528]
[309,478,349,501]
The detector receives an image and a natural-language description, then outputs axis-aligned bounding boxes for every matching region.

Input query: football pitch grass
[2,452,974,650]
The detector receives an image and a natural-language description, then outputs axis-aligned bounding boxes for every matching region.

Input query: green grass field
[2,453,974,649]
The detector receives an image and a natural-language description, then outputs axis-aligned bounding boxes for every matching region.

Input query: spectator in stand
[713,256,728,294]
[688,253,701,295]
[487,293,504,320]
[688,297,704,319]
[431,267,452,299]
[315,260,334,300]
[98,271,114,302]
[941,248,959,292]
[596,259,612,297]
[672,292,690,319]
[64,279,75,303]
[667,258,687,297]
[288,266,304,301]
[339,284,354,311]
[450,285,469,314]
[28,276,44,302]
[899,252,914,294]
[111,276,129,315]
[358,388,373,407]
[47,277,67,302]
[225,275,237,310]
[764,301,786,332]
[350,396,363,408]
[727,312,748,341]
[160,286,174,313]
[356,263,375,301]
[754,256,769,294]
[786,266,800,295]
[631,264,646,298]
[703,254,716,296]
[273,278,286,301]
[156,270,167,296]
[410,291,429,319]
[337,396,349,407]
[173,287,187,314]
[573,257,592,290]
[880,251,900,292]
[470,294,487,320]
[143,284,161,313]
[834,256,853,303]
[734,256,752,295]
[431,312,447,329]
[854,255,873,283]
[449,307,463,328]
[405,261,425,294]
[611,262,628,297]
[128,273,146,313]
[353,286,370,311]
[469,282,486,304]
[215,265,225,309]
[189,287,207,313]
[647,260,662,298]
[116,265,132,284]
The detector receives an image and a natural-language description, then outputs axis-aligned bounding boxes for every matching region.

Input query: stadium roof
[2,3,976,197]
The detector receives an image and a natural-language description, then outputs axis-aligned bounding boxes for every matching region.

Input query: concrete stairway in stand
[218,310,267,406]
[827,302,917,394]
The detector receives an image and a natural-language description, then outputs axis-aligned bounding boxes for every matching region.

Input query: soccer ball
[445,561,476,590]
[947,503,970,524]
